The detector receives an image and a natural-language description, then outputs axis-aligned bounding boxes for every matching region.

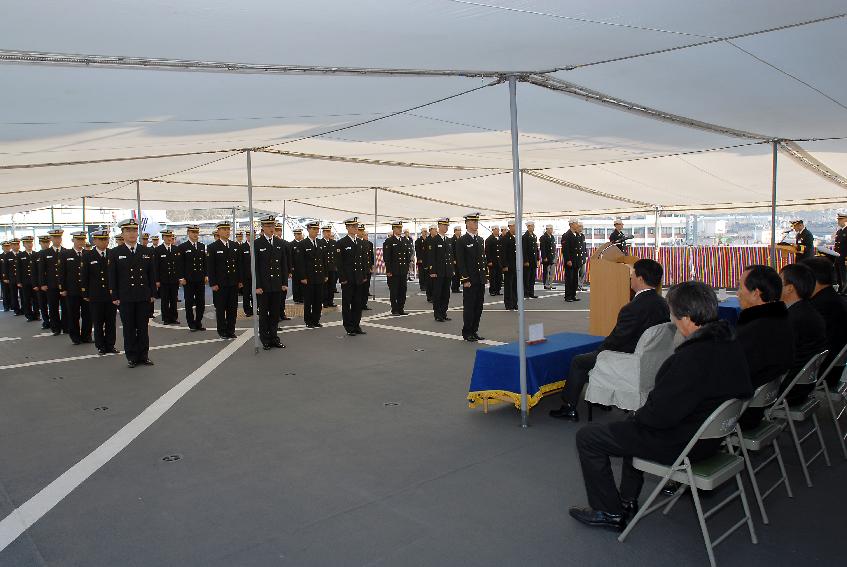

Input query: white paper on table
[528,323,545,343]
[717,288,728,301]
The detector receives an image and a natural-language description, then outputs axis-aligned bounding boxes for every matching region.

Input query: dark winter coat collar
[677,319,734,351]
[737,301,788,326]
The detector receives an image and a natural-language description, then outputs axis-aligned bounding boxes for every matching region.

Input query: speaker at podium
[588,242,641,337]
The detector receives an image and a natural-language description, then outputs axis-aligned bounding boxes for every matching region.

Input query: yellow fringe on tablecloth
[467,380,566,411]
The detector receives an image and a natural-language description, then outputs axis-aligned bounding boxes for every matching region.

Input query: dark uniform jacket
[60,248,86,296]
[561,230,581,267]
[254,234,287,291]
[287,240,299,278]
[521,231,539,265]
[609,321,752,464]
[15,250,37,287]
[809,286,847,385]
[736,301,794,390]
[155,244,182,284]
[455,233,487,286]
[207,239,242,288]
[427,233,455,278]
[498,232,516,271]
[34,248,46,288]
[578,232,587,262]
[322,238,338,273]
[239,241,252,283]
[294,238,328,283]
[108,244,156,302]
[414,236,426,265]
[335,235,368,284]
[3,250,19,285]
[178,240,207,283]
[485,235,501,268]
[363,240,375,274]
[81,248,111,302]
[539,233,556,265]
[835,227,847,259]
[600,289,670,353]
[40,246,64,290]
[383,234,413,276]
[0,251,6,282]
[795,228,815,260]
[610,229,626,252]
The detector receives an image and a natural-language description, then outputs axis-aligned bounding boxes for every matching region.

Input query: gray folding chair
[618,399,756,567]
[768,350,830,487]
[728,375,791,525]
[814,343,847,460]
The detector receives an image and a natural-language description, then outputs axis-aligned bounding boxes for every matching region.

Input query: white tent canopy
[2,0,846,220]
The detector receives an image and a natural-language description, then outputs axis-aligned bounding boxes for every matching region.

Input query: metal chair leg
[772,439,793,498]
[738,436,769,524]
[785,410,813,487]
[735,472,758,544]
[823,392,847,460]
[811,413,831,467]
[686,464,717,567]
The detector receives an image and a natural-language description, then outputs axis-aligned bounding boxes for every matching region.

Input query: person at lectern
[550,259,670,422]
[791,219,814,261]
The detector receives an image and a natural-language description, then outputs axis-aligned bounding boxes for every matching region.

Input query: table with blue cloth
[468,332,604,412]
[718,297,741,326]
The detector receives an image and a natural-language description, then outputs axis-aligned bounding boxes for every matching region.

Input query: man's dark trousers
[576,424,645,515]
[560,350,600,405]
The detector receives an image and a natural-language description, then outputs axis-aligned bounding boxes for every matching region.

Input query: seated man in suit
[570,281,752,531]
[802,257,847,390]
[735,265,794,429]
[779,263,828,405]
[550,258,670,422]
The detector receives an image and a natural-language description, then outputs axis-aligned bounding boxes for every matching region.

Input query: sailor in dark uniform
[425,226,437,302]
[456,213,487,342]
[61,232,92,344]
[429,218,454,322]
[291,228,305,304]
[521,222,539,298]
[5,239,22,315]
[415,229,427,292]
[835,212,847,294]
[15,236,38,321]
[274,222,293,321]
[255,216,288,349]
[207,221,242,339]
[177,225,207,331]
[108,219,157,367]
[792,219,815,261]
[450,226,462,293]
[238,231,254,316]
[561,220,582,302]
[336,217,368,336]
[383,220,413,315]
[0,241,10,312]
[82,230,118,355]
[294,220,328,328]
[609,219,626,253]
[35,235,51,327]
[484,226,502,296]
[499,221,518,310]
[321,225,339,308]
[155,229,182,325]
[358,224,375,310]
[41,229,67,335]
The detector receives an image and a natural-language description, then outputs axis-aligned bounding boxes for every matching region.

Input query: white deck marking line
[0,337,20,342]
[0,337,228,371]
[0,330,253,552]
[484,309,590,312]
[361,322,506,346]
[31,332,55,339]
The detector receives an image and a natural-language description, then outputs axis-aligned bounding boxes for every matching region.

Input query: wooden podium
[589,243,639,337]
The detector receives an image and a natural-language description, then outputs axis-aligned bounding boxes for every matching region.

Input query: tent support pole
[654,205,660,260]
[373,187,378,298]
[508,75,528,429]
[246,150,260,353]
[770,141,778,268]
[82,197,86,234]
[135,180,142,227]
[50,206,55,230]
[232,206,237,235]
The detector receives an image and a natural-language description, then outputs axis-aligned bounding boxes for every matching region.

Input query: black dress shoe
[463,335,478,342]
[568,507,626,532]
[81,337,93,343]
[473,334,486,341]
[196,325,206,331]
[219,334,229,340]
[263,344,272,350]
[355,328,367,335]
[108,348,120,354]
[227,333,237,339]
[443,316,452,321]
[141,359,155,366]
[71,340,82,345]
[621,498,639,519]
[398,310,408,315]
[362,306,371,310]
[549,404,579,421]
[127,361,137,368]
[281,316,292,321]
[52,331,62,336]
[98,349,107,356]
[42,323,51,329]
[564,298,574,302]
[572,297,581,302]
[435,317,445,322]
[314,323,323,328]
[347,331,357,336]
[272,341,286,348]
